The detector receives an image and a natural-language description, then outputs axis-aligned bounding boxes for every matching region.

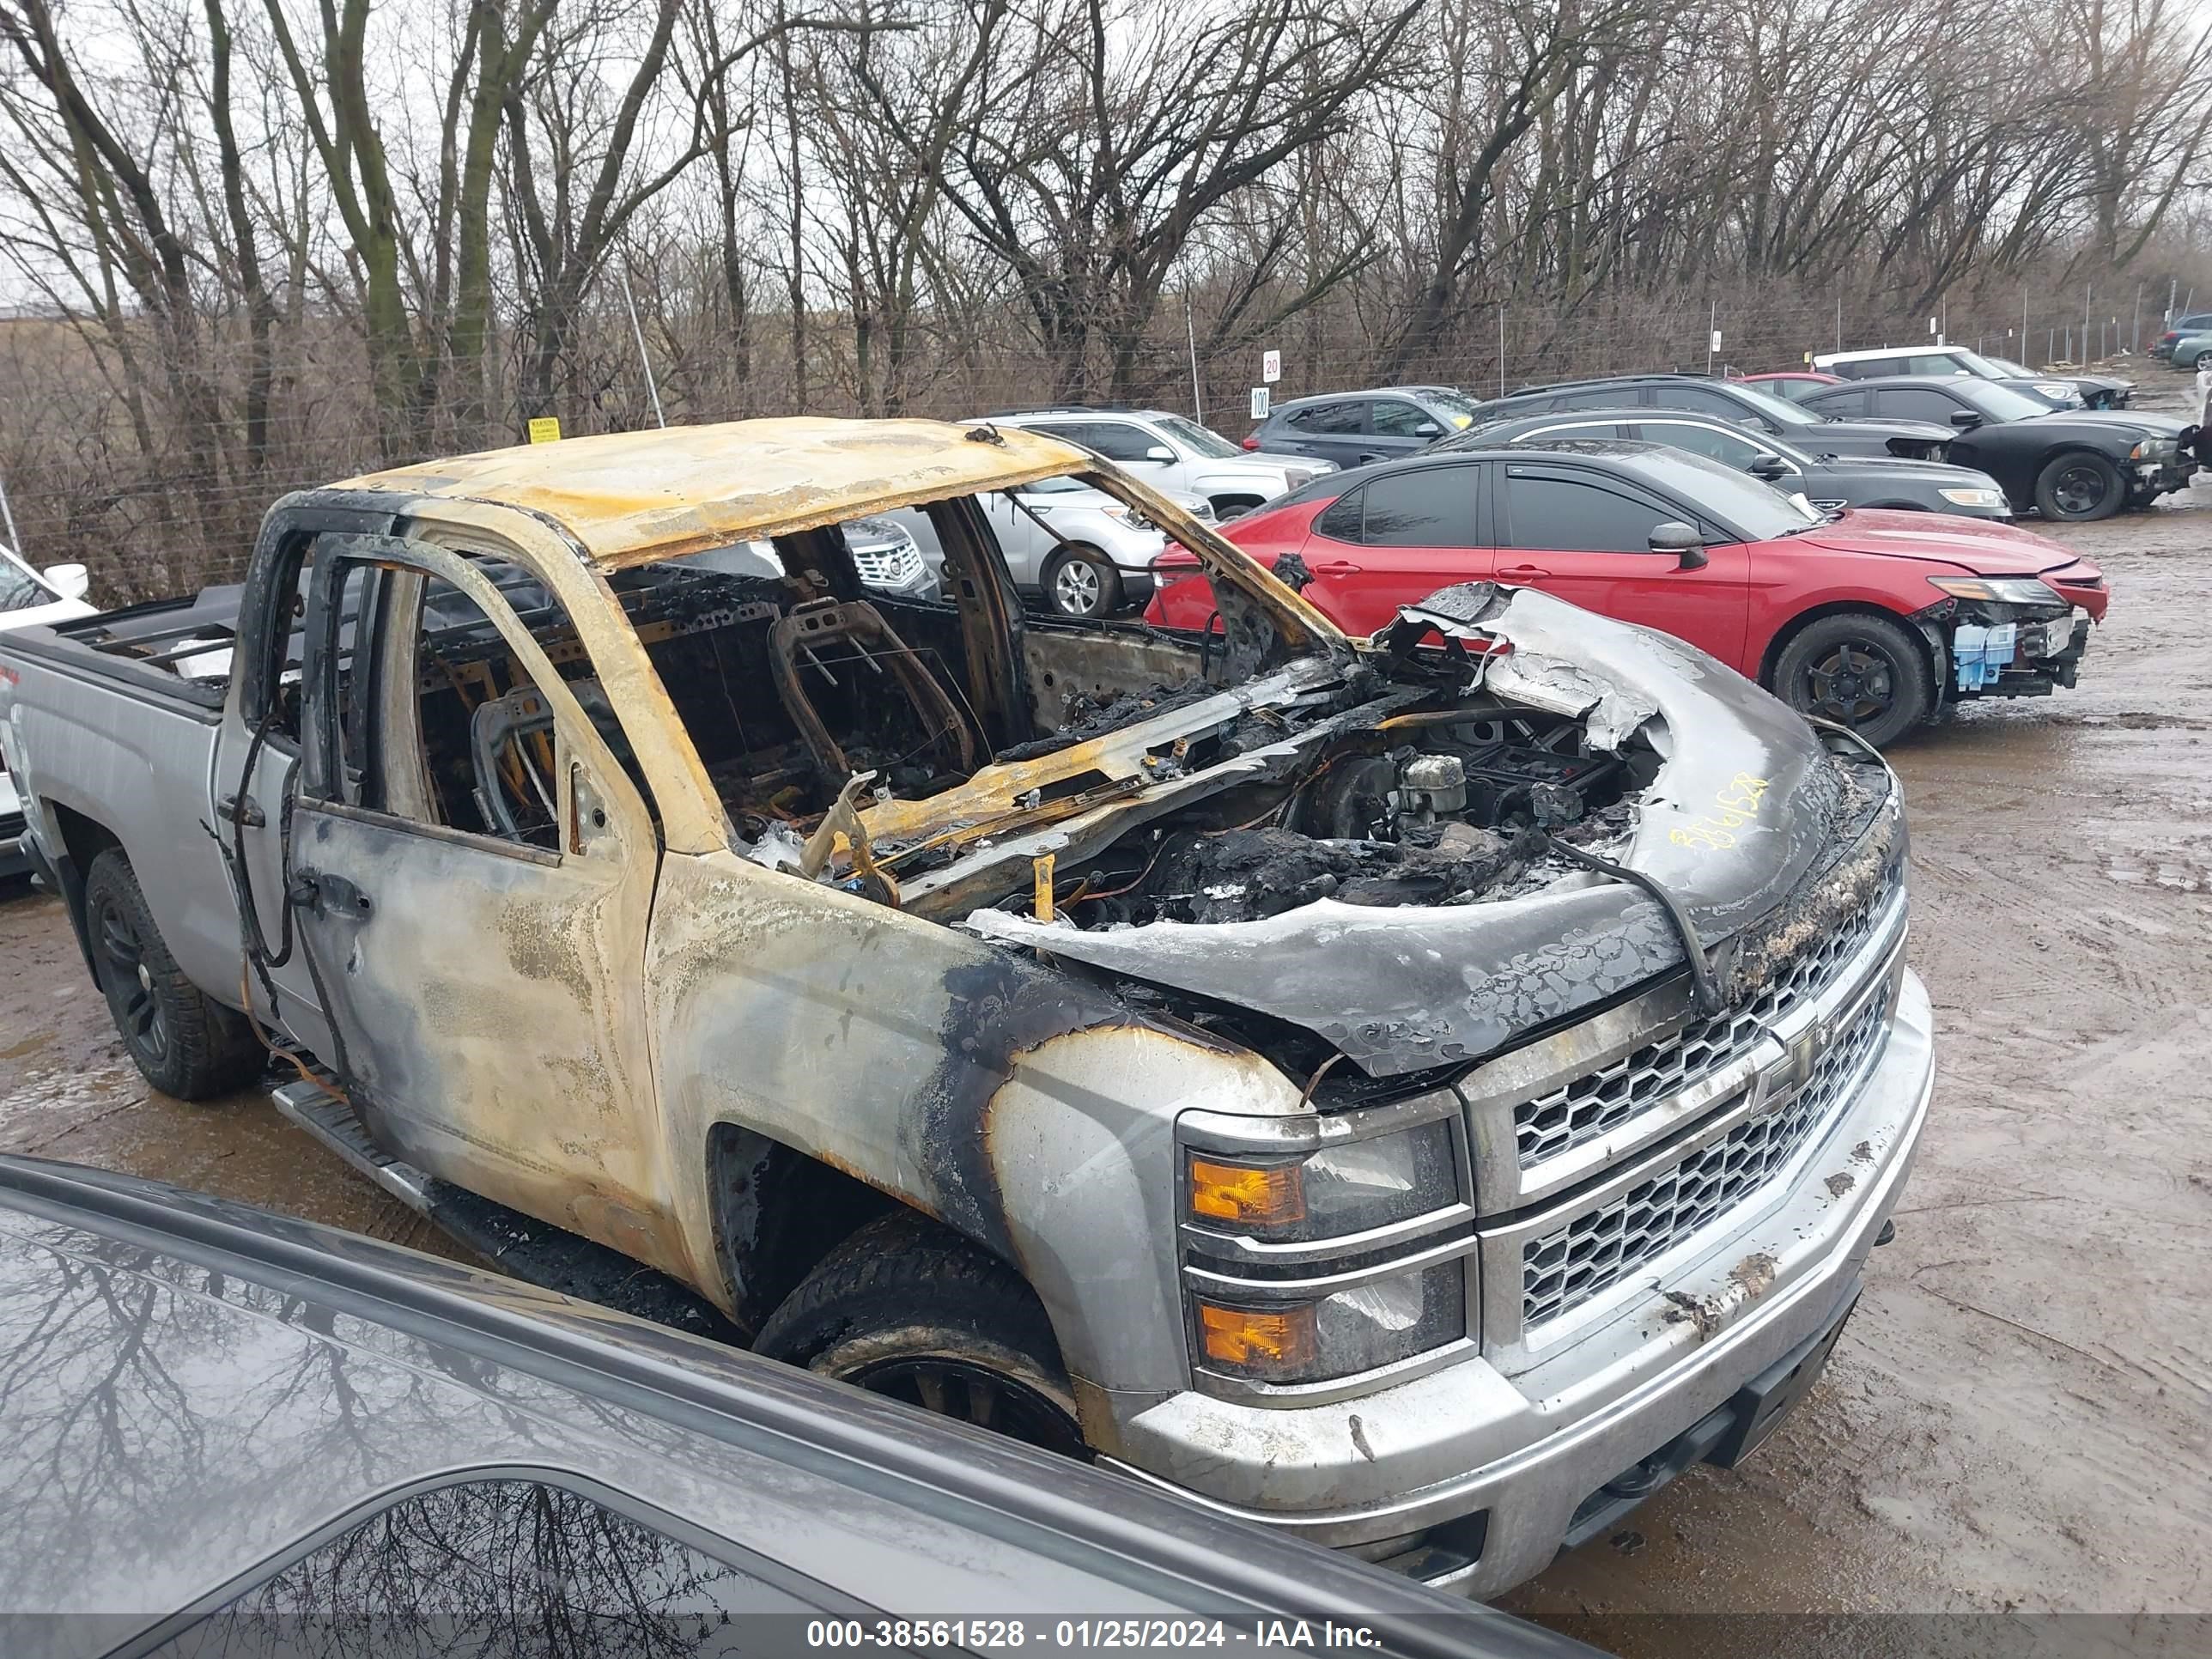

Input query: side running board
[267,1078,740,1343]
[270,1079,433,1212]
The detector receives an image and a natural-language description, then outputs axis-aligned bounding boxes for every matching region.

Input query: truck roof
[336,416,1087,570]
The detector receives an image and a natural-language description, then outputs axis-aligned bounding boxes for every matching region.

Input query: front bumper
[1108,965,1934,1599]
[1957,616,2093,700]
[2130,453,2196,496]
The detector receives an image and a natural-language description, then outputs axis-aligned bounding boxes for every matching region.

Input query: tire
[1210,494,1265,521]
[2193,350,2212,371]
[2033,451,2125,522]
[1041,544,1124,619]
[82,848,263,1099]
[753,1207,1086,1455]
[1769,611,1935,749]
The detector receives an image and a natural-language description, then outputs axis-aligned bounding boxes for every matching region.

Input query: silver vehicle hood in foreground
[969,586,1901,1077]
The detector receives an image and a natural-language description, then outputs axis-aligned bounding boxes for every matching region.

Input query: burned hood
[967,586,1893,1078]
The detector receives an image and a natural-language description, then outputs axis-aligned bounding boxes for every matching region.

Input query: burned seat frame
[769,598,979,793]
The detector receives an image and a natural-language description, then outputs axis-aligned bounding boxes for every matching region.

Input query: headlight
[2127,437,2177,460]
[2033,382,2076,401]
[1186,1120,1456,1240]
[1285,468,1313,489]
[1192,1257,1467,1384]
[1927,574,2059,605]
[1936,487,2003,507]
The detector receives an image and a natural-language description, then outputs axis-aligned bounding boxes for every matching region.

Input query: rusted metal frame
[392,499,732,858]
[766,599,980,795]
[301,534,638,856]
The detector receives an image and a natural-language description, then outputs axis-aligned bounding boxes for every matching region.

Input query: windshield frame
[1953,380,2058,422]
[1150,414,1243,459]
[1617,447,1826,540]
[1722,380,1831,429]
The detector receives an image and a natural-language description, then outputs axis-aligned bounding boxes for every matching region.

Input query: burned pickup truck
[0,420,1932,1597]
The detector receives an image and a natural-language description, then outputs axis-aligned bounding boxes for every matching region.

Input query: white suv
[2,545,96,878]
[983,407,1332,520]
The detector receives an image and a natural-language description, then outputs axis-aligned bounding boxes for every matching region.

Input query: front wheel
[1770,612,1935,749]
[753,1208,1086,1455]
[2033,451,2124,521]
[1041,544,1124,619]
[82,847,263,1099]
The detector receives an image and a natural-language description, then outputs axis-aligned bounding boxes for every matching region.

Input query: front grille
[1512,872,1896,1169]
[1521,991,1890,1329]
[853,539,924,586]
[1515,1006,1767,1167]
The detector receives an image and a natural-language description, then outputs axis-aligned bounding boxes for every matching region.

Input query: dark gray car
[1459,374,1956,462]
[1250,386,1486,469]
[1437,408,2014,519]
[1796,375,2197,520]
[0,1155,1598,1659]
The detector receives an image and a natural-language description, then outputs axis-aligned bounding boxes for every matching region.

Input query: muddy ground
[3,403,2209,1648]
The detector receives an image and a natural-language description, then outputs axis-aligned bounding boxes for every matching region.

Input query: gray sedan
[0,1154,1601,1659]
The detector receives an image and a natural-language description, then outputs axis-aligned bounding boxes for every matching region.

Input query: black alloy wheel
[1804,640,1903,729]
[94,885,170,1071]
[2033,452,2124,522]
[1771,611,1935,749]
[80,848,264,1098]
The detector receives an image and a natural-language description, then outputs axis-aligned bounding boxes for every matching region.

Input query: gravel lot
[4,403,2208,1646]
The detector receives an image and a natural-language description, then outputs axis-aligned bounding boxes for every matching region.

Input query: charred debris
[743,593,1658,934]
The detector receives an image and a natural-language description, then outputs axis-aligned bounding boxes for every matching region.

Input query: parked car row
[676,367,2133,747]
[1147,440,2105,747]
[2151,312,2212,365]
[1811,343,2135,410]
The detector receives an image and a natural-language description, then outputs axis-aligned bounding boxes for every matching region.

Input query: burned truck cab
[7,416,1929,1604]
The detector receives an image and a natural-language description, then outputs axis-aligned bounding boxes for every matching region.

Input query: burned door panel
[289,534,684,1280]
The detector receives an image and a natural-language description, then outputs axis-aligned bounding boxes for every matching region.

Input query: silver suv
[986,406,1332,519]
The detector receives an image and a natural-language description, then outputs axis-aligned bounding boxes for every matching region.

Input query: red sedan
[1146,441,2108,745]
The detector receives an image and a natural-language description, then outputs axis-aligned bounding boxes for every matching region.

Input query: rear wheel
[1771,612,1934,749]
[2033,451,2124,522]
[1041,544,1124,619]
[82,848,262,1099]
[753,1208,1086,1456]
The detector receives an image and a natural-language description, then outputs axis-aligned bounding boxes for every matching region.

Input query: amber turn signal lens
[1195,1300,1317,1372]
[1187,1154,1306,1225]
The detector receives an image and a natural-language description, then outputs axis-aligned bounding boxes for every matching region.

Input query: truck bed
[0,583,248,710]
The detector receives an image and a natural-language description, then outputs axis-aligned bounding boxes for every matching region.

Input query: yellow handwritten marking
[1670,774,1771,850]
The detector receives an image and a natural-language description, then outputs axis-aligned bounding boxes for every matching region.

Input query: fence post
[1184,293,1204,423]
[1498,304,1506,398]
